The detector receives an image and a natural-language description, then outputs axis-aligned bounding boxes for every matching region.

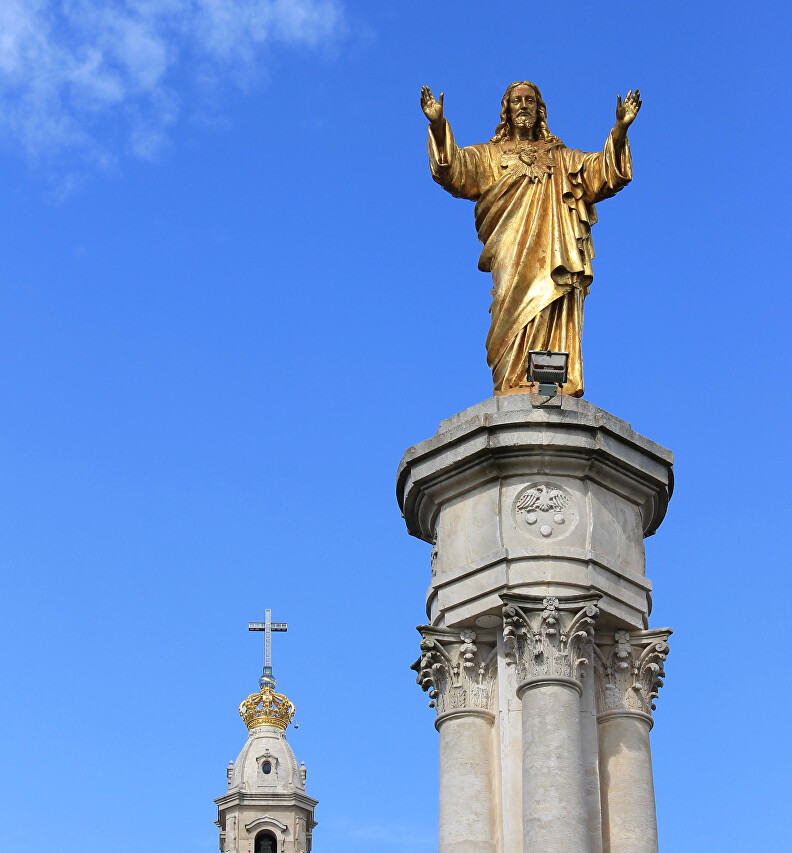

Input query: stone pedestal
[400,395,674,852]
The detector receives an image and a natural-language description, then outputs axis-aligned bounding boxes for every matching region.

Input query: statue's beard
[513,114,537,133]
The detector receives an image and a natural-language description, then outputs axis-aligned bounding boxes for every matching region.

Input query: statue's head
[490,81,559,145]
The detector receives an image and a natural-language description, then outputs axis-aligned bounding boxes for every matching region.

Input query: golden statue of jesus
[421,82,641,397]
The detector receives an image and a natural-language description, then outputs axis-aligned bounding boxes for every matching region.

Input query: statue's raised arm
[613,89,642,152]
[420,85,446,152]
[421,80,640,399]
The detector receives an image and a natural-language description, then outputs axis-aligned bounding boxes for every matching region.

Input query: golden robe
[428,120,632,396]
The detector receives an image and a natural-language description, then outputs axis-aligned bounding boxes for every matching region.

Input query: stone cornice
[426,546,655,592]
[214,790,319,810]
[397,395,673,544]
[412,626,497,717]
[593,628,672,717]
[502,592,600,687]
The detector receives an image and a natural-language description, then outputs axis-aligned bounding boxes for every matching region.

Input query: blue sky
[0,1,790,850]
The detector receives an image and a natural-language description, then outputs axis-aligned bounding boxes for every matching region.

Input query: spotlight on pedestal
[527,350,569,397]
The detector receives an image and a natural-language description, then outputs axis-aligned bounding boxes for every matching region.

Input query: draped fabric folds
[428,120,632,397]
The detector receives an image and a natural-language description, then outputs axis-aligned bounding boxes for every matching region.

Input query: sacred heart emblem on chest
[499,144,555,183]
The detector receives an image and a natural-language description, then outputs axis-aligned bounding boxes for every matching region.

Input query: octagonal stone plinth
[397,395,673,630]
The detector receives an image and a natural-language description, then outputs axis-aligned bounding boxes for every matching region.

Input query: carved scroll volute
[412,628,497,716]
[502,595,600,686]
[593,629,672,717]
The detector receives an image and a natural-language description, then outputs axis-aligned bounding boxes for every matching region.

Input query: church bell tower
[215,611,317,853]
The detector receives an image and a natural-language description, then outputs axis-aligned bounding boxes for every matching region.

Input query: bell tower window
[254,830,277,853]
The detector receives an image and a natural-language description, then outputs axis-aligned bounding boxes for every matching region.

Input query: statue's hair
[490,81,561,145]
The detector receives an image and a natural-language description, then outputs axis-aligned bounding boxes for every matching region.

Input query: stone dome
[230,725,304,794]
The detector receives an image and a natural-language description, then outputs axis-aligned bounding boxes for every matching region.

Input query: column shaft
[580,670,604,853]
[520,680,591,853]
[598,712,658,853]
[437,710,497,853]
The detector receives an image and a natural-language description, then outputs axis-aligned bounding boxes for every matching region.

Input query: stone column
[593,629,672,853]
[502,593,600,853]
[413,627,498,853]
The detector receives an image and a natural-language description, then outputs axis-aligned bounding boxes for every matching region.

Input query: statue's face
[509,85,538,130]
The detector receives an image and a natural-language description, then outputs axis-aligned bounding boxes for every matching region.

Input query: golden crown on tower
[239,679,296,732]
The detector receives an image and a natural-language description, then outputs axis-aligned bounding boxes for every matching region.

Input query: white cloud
[0,0,342,170]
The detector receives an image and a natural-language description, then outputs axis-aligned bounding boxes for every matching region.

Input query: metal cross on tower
[248,609,287,689]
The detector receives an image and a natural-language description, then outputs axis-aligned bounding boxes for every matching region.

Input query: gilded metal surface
[238,681,296,731]
[420,83,641,397]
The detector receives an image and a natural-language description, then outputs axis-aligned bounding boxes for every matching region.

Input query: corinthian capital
[593,628,672,718]
[411,626,497,717]
[501,593,600,687]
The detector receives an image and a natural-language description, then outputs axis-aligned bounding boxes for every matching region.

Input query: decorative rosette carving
[593,629,672,717]
[502,594,600,686]
[412,627,497,716]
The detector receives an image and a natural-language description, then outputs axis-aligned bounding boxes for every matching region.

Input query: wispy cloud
[0,0,342,173]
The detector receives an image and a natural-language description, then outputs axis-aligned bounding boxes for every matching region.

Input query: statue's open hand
[616,89,642,127]
[421,86,444,124]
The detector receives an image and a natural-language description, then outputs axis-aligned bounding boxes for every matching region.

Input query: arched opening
[254,830,278,853]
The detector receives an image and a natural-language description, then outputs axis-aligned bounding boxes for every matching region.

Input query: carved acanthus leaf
[593,629,672,716]
[502,594,600,685]
[412,628,497,716]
